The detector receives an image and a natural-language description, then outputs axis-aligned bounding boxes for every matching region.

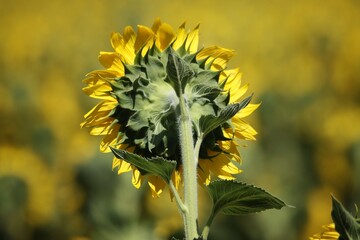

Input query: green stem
[178,93,199,239]
[194,136,203,166]
[201,211,215,240]
[169,180,187,214]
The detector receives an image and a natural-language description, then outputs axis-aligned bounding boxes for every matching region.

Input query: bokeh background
[1,0,359,239]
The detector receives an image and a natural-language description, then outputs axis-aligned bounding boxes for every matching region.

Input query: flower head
[309,223,340,240]
[81,19,259,197]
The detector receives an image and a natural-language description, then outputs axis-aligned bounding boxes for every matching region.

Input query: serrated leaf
[199,94,253,136]
[110,147,176,183]
[208,180,286,217]
[331,196,360,240]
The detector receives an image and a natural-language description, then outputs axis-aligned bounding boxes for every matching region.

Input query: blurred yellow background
[0,0,359,239]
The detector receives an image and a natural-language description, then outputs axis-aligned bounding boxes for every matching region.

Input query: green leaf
[145,55,166,82]
[208,180,286,217]
[198,94,253,137]
[166,49,194,93]
[331,195,360,240]
[110,148,176,183]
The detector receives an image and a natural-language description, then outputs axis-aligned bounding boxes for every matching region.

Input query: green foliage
[110,147,176,183]
[331,196,360,240]
[207,180,286,218]
[166,48,195,94]
[199,94,253,137]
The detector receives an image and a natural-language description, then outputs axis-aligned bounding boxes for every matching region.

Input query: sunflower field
[0,1,359,239]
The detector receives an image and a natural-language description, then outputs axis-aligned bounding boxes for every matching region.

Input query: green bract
[109,44,236,164]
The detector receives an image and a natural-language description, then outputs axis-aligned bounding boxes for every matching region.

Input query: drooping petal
[148,175,167,197]
[213,154,242,176]
[82,83,113,100]
[219,139,242,163]
[232,118,258,140]
[309,223,339,240]
[83,70,118,85]
[132,168,144,189]
[112,154,132,174]
[198,160,211,185]
[171,167,183,190]
[86,99,116,116]
[99,124,121,152]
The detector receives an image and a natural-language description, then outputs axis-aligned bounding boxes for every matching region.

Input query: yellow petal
[229,83,249,103]
[121,26,136,64]
[219,140,242,163]
[99,124,121,152]
[198,160,211,185]
[197,46,234,70]
[232,118,258,140]
[156,23,176,51]
[134,25,154,53]
[310,223,339,240]
[98,52,125,75]
[111,26,137,64]
[98,52,117,68]
[151,18,162,33]
[110,32,123,52]
[221,68,242,85]
[115,158,132,174]
[123,26,136,46]
[112,157,120,169]
[89,122,112,135]
[236,103,260,118]
[173,22,187,50]
[185,24,199,53]
[222,68,247,103]
[82,100,117,122]
[132,168,144,189]
[83,70,117,85]
[148,175,166,197]
[171,168,183,190]
[82,83,113,100]
[209,153,242,179]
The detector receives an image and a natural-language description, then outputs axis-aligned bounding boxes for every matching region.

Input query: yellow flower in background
[309,223,340,240]
[0,146,56,225]
[81,18,258,197]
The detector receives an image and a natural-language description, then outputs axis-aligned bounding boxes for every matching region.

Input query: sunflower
[81,19,259,197]
[309,223,340,240]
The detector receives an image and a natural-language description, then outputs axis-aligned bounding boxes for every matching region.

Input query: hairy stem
[169,180,187,214]
[178,93,199,239]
